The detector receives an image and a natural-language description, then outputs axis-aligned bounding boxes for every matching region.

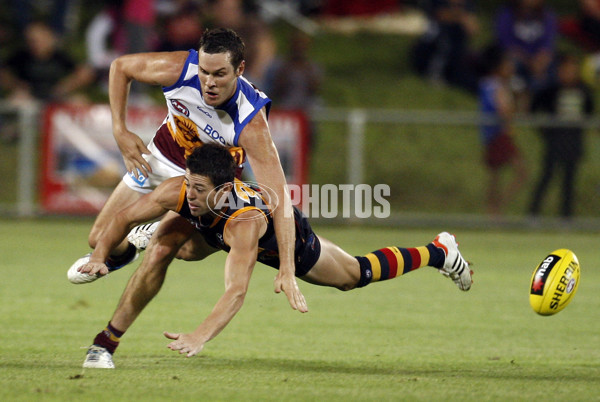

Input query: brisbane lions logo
[169,115,202,157]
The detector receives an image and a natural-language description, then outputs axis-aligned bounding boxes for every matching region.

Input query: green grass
[1,218,599,401]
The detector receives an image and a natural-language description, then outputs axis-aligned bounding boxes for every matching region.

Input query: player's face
[184,171,230,217]
[198,50,245,107]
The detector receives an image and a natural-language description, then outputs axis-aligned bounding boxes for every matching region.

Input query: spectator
[322,0,398,16]
[528,54,594,219]
[155,1,204,52]
[207,0,276,89]
[410,0,480,93]
[578,0,600,44]
[8,0,74,37]
[560,0,600,52]
[265,29,323,161]
[85,0,156,100]
[478,44,528,216]
[0,20,95,104]
[560,1,600,87]
[266,30,322,112]
[495,0,558,96]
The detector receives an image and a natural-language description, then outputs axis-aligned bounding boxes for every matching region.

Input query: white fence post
[347,108,366,185]
[17,104,40,217]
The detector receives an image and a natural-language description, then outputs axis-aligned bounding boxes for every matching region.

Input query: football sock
[355,243,445,287]
[105,243,137,270]
[92,322,124,355]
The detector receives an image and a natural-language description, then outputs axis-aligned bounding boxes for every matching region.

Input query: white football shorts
[122,141,185,194]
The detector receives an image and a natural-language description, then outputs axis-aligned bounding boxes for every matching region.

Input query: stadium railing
[1,101,599,230]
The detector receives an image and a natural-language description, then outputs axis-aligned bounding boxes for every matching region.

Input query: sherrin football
[529,249,580,316]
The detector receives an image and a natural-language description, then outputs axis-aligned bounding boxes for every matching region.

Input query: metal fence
[1,102,599,230]
[0,102,40,217]
[309,108,600,229]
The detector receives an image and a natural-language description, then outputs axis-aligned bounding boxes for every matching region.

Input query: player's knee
[88,227,101,249]
[336,282,356,292]
[175,249,200,261]
[175,245,205,261]
[147,241,179,264]
[175,239,211,261]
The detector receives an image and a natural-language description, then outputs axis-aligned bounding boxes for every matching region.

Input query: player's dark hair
[186,144,236,187]
[198,28,245,69]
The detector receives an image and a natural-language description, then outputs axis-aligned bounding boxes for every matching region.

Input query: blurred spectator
[560,0,600,88]
[85,0,156,100]
[577,0,600,44]
[207,0,276,89]
[86,1,124,82]
[266,30,322,111]
[478,44,528,216]
[0,20,95,104]
[123,0,157,55]
[322,0,398,16]
[410,0,480,92]
[8,0,74,37]
[266,30,323,150]
[155,1,204,52]
[560,0,600,52]
[528,54,594,219]
[495,0,558,96]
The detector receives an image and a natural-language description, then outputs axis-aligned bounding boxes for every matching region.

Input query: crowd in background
[0,0,329,106]
[0,0,597,220]
[412,0,598,219]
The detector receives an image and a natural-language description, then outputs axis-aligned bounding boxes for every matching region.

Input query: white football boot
[67,251,139,284]
[67,253,96,284]
[432,232,472,291]
[127,221,160,251]
[83,345,115,369]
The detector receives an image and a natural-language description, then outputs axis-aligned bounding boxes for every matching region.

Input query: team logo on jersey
[169,115,202,158]
[170,99,190,116]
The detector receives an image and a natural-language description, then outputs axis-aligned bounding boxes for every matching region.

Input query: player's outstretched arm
[108,51,188,176]
[164,214,263,357]
[238,108,308,313]
[78,177,183,276]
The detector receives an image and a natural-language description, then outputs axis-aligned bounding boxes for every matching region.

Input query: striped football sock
[92,322,124,355]
[355,243,445,287]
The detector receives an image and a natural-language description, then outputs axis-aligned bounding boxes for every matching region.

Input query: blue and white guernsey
[152,49,272,169]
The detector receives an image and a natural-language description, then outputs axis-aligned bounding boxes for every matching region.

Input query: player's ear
[236,60,245,77]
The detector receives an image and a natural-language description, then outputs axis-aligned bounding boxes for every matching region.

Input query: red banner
[40,104,309,215]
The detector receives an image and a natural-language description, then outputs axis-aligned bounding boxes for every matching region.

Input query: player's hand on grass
[115,129,152,177]
[78,262,109,276]
[274,271,308,313]
[163,331,206,357]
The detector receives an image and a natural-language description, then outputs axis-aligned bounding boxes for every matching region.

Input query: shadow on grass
[148,355,600,383]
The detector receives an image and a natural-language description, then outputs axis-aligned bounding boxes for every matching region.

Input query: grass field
[1,218,599,401]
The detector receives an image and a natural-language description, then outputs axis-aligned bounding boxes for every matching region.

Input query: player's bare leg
[301,233,472,291]
[84,213,218,367]
[127,220,211,261]
[300,236,360,291]
[68,182,146,284]
[111,212,216,331]
[89,181,143,254]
